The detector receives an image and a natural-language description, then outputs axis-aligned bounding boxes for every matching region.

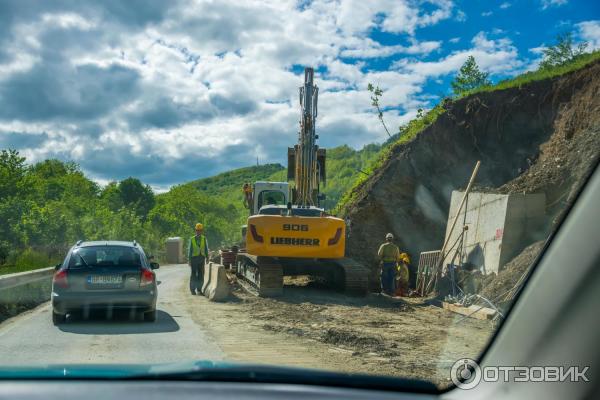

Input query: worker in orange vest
[395,252,411,296]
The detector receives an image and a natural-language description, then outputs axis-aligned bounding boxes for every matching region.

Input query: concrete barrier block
[201,262,212,295]
[203,262,230,302]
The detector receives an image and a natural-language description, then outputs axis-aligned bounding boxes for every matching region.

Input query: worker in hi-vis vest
[188,223,209,295]
[377,233,400,296]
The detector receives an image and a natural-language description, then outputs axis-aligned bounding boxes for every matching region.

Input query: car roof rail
[76,240,83,246]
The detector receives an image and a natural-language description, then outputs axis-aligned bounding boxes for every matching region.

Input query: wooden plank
[442,301,497,320]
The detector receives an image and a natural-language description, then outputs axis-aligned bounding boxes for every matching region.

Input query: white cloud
[40,13,97,30]
[455,10,467,22]
[577,20,600,49]
[529,46,547,55]
[500,2,511,10]
[393,32,522,77]
[339,38,442,58]
[482,11,493,17]
[379,0,455,34]
[0,0,538,187]
[541,0,568,10]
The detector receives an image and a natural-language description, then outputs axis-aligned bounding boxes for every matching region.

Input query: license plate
[88,275,122,285]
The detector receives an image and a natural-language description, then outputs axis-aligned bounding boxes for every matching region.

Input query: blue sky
[0,0,598,191]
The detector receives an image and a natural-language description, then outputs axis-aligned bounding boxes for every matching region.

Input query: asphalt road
[0,265,225,366]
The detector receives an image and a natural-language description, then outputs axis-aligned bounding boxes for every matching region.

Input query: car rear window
[68,246,143,269]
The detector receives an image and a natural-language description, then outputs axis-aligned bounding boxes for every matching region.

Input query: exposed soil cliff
[342,61,600,285]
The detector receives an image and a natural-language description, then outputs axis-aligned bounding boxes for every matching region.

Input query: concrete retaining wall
[201,262,230,301]
[0,267,54,323]
[443,191,545,274]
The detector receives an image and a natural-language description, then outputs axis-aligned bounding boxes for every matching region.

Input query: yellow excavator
[236,68,368,297]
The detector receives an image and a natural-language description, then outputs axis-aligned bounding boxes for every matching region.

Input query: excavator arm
[287,67,326,207]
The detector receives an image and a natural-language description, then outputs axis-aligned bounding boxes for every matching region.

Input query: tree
[451,55,491,96]
[101,182,124,212]
[539,32,588,70]
[118,177,155,219]
[0,149,27,200]
[367,83,392,137]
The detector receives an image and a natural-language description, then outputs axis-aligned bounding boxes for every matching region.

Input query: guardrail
[0,267,55,322]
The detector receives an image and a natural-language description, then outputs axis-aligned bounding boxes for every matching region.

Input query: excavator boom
[288,67,326,206]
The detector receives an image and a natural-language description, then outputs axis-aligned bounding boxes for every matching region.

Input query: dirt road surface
[188,275,493,386]
[0,265,492,387]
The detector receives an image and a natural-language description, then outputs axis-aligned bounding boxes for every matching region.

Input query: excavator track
[332,257,369,296]
[236,253,369,297]
[236,253,283,297]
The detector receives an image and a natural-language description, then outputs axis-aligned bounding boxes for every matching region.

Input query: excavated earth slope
[342,61,600,284]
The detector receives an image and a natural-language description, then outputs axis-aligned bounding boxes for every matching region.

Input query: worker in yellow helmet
[188,223,209,295]
[377,233,399,295]
[395,252,410,297]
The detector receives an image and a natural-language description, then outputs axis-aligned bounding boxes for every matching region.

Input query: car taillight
[328,228,343,246]
[53,269,69,289]
[140,268,155,287]
[249,224,264,243]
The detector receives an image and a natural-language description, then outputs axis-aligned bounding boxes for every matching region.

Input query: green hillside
[186,163,285,204]
[180,144,381,213]
[321,144,381,210]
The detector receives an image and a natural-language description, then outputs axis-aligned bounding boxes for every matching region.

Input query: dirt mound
[479,241,546,303]
[342,61,600,285]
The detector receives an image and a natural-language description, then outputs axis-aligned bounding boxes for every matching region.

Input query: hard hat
[399,252,411,264]
[195,223,204,231]
[386,233,394,240]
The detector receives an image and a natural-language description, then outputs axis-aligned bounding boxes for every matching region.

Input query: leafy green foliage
[451,55,492,96]
[461,50,600,97]
[182,163,286,229]
[0,150,27,200]
[117,177,155,219]
[0,153,241,274]
[539,32,588,70]
[322,144,381,210]
[186,163,285,206]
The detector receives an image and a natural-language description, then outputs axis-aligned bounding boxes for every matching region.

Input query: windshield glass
[257,190,286,208]
[68,247,143,269]
[0,0,598,391]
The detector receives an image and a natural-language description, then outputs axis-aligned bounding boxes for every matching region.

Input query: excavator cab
[250,181,289,215]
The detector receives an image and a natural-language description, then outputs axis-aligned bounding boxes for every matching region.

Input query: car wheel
[52,311,65,326]
[144,310,157,322]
